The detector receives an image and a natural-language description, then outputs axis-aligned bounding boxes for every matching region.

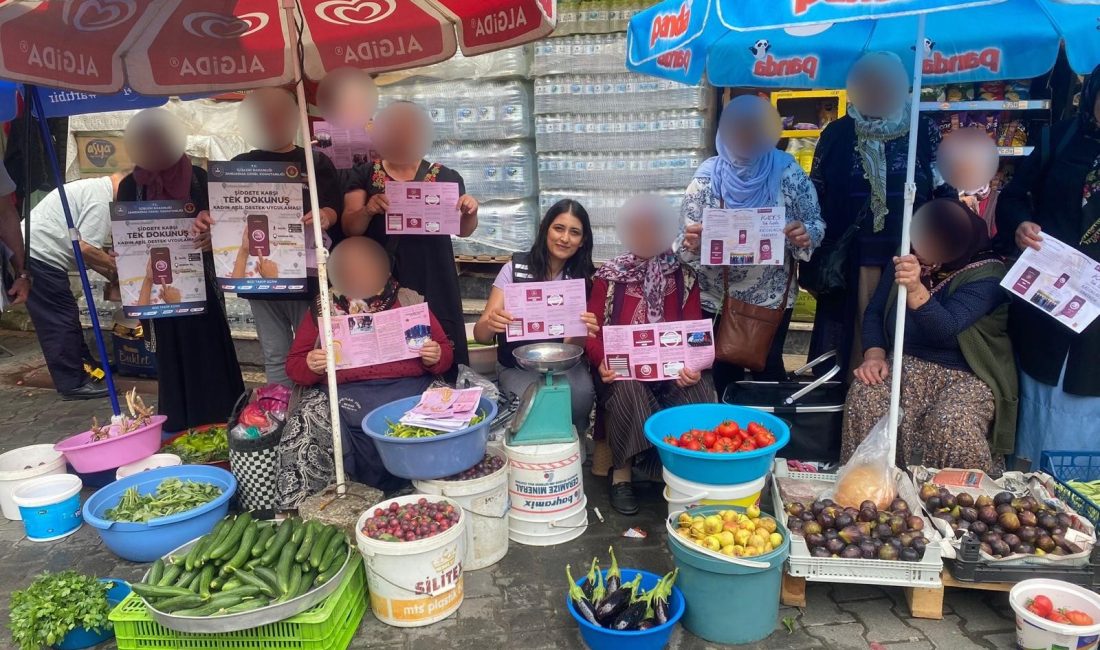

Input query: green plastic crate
[110,558,366,649]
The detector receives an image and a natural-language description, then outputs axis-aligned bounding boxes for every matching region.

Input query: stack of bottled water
[377,46,539,258]
[553,0,652,36]
[533,32,714,261]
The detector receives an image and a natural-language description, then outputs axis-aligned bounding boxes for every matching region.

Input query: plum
[978,506,998,525]
[1037,535,1056,553]
[860,540,877,559]
[891,498,910,513]
[926,496,942,511]
[1019,510,1038,528]
[860,500,879,513]
[975,494,994,509]
[1002,533,1022,551]
[907,515,925,532]
[787,502,806,517]
[999,511,1021,532]
[956,492,975,508]
[993,491,1014,507]
[1017,526,1038,544]
[839,525,863,545]
[918,484,939,502]
[911,537,928,555]
[835,513,854,529]
[1037,513,1058,531]
[969,521,988,536]
[996,503,1016,516]
[940,494,957,510]
[990,540,1011,557]
[787,517,804,533]
[802,511,816,522]
[840,545,863,559]
[874,523,893,539]
[817,512,836,529]
[826,538,847,555]
[900,547,920,562]
[811,500,827,516]
[878,545,900,561]
[805,533,826,548]
[859,508,878,523]
[803,521,823,536]
[959,507,979,523]
[890,516,907,535]
[810,546,831,558]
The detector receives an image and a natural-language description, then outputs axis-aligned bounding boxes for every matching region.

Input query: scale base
[508,383,577,446]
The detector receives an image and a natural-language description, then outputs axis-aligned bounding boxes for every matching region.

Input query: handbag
[715,265,794,372]
[798,198,870,299]
[227,389,286,516]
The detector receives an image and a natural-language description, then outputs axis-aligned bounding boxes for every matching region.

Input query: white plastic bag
[831,413,897,510]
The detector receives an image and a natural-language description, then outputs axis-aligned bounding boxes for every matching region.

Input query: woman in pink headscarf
[118,108,244,432]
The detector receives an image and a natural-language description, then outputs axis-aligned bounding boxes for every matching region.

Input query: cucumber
[209,512,252,560]
[251,526,275,557]
[157,564,182,587]
[315,561,342,588]
[290,518,306,545]
[219,577,243,592]
[222,597,270,614]
[183,538,204,572]
[173,568,197,589]
[253,567,281,595]
[309,526,338,569]
[260,520,293,566]
[151,594,205,613]
[319,534,349,573]
[276,542,297,595]
[148,558,165,585]
[295,521,318,563]
[174,602,226,617]
[281,565,302,602]
[183,570,203,591]
[221,524,259,575]
[294,569,318,599]
[213,585,262,601]
[201,518,233,562]
[232,570,276,598]
[198,564,216,599]
[132,583,195,600]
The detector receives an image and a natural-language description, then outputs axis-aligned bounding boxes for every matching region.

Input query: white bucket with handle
[1010,578,1100,650]
[0,445,66,521]
[663,470,766,518]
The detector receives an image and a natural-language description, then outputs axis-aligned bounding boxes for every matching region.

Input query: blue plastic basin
[55,578,131,650]
[361,396,498,480]
[82,465,236,562]
[567,568,684,650]
[644,404,790,485]
[667,505,790,645]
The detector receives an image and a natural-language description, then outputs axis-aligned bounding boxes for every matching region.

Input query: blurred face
[622,212,667,259]
[545,212,585,263]
[316,67,378,130]
[939,128,998,194]
[720,96,781,161]
[847,54,908,118]
[375,104,431,165]
[124,109,185,172]
[329,239,389,298]
[239,88,298,151]
[911,203,968,266]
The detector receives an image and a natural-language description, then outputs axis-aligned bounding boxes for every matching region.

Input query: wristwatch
[17,271,30,282]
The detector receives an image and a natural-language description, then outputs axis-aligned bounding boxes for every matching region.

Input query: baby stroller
[721,351,845,463]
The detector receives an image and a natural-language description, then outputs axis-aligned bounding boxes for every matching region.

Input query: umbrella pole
[25,86,122,418]
[287,10,346,496]
[886,13,928,465]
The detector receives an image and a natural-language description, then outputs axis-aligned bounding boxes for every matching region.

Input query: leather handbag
[715,266,794,372]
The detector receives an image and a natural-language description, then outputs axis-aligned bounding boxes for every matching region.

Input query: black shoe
[61,383,109,401]
[610,481,639,516]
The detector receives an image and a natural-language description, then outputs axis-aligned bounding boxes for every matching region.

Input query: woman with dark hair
[120,108,245,432]
[842,198,1015,474]
[473,199,598,435]
[996,65,1100,468]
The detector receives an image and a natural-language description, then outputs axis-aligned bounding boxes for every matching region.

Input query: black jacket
[996,118,1100,396]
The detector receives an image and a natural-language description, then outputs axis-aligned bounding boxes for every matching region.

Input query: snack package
[921,85,945,102]
[965,112,999,136]
[829,413,897,510]
[943,84,975,102]
[1005,80,1030,102]
[998,121,1028,147]
[978,82,1006,101]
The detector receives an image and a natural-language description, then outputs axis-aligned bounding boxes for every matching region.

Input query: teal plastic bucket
[667,505,789,645]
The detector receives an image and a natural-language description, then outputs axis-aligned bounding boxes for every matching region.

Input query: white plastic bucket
[1010,579,1100,650]
[0,444,66,521]
[508,495,589,546]
[116,454,182,480]
[414,450,509,571]
[662,470,766,518]
[356,495,468,628]
[504,438,584,516]
[12,474,83,542]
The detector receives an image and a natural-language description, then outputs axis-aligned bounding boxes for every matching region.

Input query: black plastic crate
[947,531,1100,587]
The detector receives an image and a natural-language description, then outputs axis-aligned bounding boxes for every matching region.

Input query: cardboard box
[75,131,131,176]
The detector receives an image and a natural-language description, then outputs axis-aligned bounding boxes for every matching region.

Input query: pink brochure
[602,319,715,382]
[502,279,588,341]
[384,181,461,235]
[330,303,431,370]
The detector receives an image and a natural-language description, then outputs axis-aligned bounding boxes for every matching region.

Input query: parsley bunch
[9,571,112,649]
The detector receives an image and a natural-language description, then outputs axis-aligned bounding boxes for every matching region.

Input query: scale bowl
[512,343,584,375]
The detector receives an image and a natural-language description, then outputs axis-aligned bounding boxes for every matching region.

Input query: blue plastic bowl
[55,578,131,650]
[567,568,685,650]
[362,396,498,480]
[82,465,236,562]
[644,404,790,485]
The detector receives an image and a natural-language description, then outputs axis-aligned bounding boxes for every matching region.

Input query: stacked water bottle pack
[533,31,714,261]
[554,0,652,36]
[377,47,539,258]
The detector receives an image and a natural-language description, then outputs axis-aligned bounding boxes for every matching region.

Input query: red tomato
[1065,610,1095,626]
[717,421,739,438]
[664,436,679,447]
[1028,604,1046,617]
[714,438,737,453]
[740,440,757,452]
[1048,611,1072,624]
[754,433,773,448]
[679,432,696,445]
[702,430,718,449]
[1029,595,1053,619]
[747,422,772,438]
[685,440,703,452]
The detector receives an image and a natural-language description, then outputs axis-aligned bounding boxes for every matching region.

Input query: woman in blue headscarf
[679,94,824,397]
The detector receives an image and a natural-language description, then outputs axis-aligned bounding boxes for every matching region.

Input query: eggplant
[651,569,678,626]
[612,598,649,630]
[595,575,640,623]
[605,547,621,594]
[566,566,599,626]
[591,567,606,606]
[636,619,658,631]
[580,558,599,600]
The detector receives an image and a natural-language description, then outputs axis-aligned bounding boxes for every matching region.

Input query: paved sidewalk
[0,330,1019,649]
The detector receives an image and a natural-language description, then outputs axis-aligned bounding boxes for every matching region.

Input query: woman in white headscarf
[805,52,944,379]
[585,196,715,515]
[679,94,823,398]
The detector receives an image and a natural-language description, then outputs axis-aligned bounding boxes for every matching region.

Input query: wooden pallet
[781,569,1013,620]
[455,254,512,263]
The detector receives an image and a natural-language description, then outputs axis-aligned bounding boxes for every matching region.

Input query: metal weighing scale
[507,342,584,445]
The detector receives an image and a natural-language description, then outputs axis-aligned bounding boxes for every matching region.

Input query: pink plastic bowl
[54,415,167,474]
